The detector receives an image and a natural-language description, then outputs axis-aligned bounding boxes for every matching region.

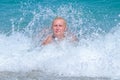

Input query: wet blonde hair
[52,17,67,27]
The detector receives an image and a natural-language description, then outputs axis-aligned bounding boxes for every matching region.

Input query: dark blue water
[0,0,120,80]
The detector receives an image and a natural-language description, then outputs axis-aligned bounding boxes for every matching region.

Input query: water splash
[0,1,120,80]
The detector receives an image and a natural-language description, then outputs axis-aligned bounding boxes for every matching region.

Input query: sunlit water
[0,0,120,80]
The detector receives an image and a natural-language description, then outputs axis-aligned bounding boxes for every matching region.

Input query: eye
[59,25,62,27]
[53,25,57,27]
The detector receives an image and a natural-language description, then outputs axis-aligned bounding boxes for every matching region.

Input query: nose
[56,27,59,30]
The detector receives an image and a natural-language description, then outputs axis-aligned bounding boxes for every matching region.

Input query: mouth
[55,29,60,33]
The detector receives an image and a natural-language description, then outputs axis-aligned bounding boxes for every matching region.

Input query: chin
[54,33,61,35]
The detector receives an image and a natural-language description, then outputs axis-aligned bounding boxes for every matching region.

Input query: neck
[53,34,65,40]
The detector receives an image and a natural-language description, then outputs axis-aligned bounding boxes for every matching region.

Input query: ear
[65,26,67,31]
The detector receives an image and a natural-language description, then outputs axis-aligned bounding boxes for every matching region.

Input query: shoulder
[42,35,53,45]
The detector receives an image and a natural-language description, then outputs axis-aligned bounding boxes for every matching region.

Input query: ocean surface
[0,0,120,80]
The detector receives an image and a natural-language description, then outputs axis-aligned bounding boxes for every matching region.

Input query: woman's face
[52,19,66,37]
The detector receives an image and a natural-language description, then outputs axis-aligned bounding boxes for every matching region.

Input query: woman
[42,17,78,45]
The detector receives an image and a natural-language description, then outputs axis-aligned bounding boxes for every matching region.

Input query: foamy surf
[0,24,120,80]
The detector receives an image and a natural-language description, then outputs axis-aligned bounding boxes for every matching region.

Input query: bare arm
[42,35,53,45]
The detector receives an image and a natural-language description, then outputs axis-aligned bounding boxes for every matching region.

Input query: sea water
[0,0,120,80]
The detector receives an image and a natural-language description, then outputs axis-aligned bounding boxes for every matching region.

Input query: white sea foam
[0,24,120,79]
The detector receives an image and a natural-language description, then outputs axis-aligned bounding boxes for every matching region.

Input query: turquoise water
[0,0,120,33]
[0,0,120,80]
